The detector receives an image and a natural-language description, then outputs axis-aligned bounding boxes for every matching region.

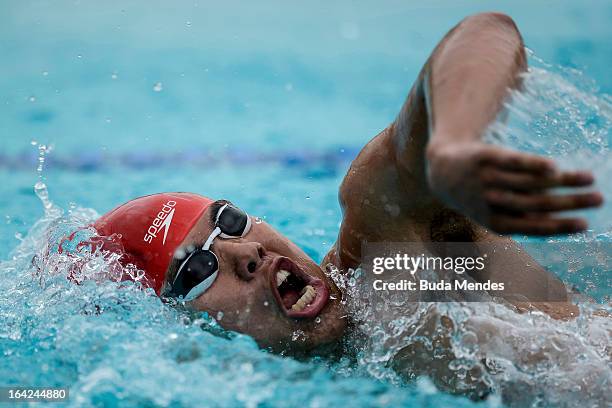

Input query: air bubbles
[284,83,293,92]
[186,21,192,28]
[28,95,36,103]
[153,82,163,92]
[111,72,118,80]
[254,216,263,224]
[291,330,306,342]
[216,311,224,321]
[42,71,48,76]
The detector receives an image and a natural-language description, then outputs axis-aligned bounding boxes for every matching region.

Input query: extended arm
[418,13,602,235]
[329,13,602,273]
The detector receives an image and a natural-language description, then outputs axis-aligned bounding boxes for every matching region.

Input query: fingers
[557,171,595,187]
[490,215,587,236]
[483,189,603,235]
[477,147,603,235]
[485,190,603,212]
[481,167,595,191]
[480,146,555,174]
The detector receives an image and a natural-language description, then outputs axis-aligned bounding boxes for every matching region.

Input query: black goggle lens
[218,204,248,236]
[172,250,218,297]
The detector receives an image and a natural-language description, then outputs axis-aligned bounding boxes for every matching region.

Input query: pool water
[1,1,610,407]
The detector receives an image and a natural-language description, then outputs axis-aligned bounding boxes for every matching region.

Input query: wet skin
[163,204,347,353]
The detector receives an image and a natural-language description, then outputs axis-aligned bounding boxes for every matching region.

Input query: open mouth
[269,257,329,319]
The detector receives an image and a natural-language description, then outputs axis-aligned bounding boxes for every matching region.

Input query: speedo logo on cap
[143,200,176,245]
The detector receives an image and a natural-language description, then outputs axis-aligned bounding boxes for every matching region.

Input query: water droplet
[28,95,36,102]
[42,71,48,76]
[216,311,224,321]
[291,330,306,342]
[315,317,321,324]
[174,248,186,260]
[284,82,293,91]
[305,195,311,200]
[111,72,118,80]
[186,21,192,28]
[153,82,163,92]
[31,140,38,146]
[105,117,111,123]
[254,216,263,224]
[77,54,83,59]
[168,332,178,340]
[263,301,269,307]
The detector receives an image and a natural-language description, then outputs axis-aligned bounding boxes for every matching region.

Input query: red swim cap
[94,192,213,294]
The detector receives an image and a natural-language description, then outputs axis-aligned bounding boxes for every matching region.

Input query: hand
[426,141,603,235]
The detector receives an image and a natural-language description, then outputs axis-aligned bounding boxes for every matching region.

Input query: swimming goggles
[169,202,252,301]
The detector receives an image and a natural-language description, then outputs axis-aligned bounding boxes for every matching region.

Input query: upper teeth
[276,269,290,287]
[291,285,316,311]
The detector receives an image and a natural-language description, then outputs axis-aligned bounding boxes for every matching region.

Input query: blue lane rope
[0,147,360,172]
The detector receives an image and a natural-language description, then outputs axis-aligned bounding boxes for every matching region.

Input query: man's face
[166,201,347,352]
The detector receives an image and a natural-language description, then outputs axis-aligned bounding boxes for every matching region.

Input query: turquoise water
[1,1,611,407]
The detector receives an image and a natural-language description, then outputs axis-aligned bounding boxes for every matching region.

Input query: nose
[216,240,266,281]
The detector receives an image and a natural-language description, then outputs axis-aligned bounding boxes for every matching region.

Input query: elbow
[462,12,520,34]
[460,12,527,70]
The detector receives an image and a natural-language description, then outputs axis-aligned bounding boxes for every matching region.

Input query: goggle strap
[203,226,221,250]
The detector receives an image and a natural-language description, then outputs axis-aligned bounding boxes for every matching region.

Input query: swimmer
[91,12,604,401]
